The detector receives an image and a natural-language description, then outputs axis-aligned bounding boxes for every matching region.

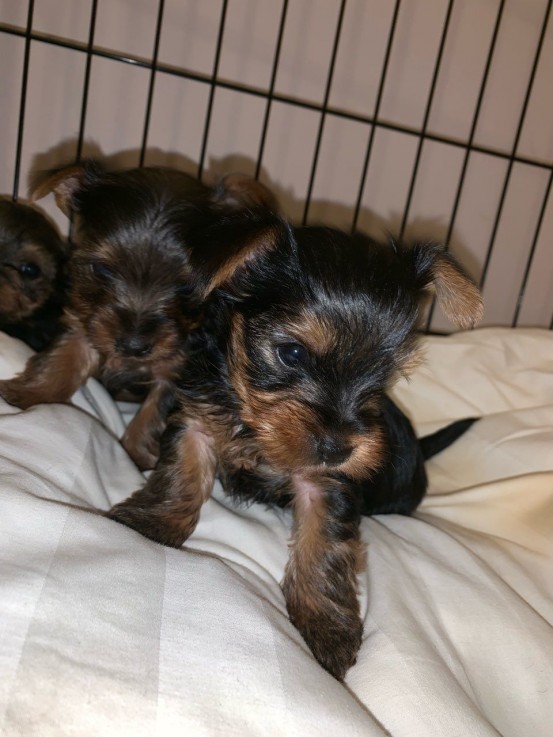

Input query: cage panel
[474,0,550,155]
[516,186,553,327]
[0,0,551,330]
[273,0,342,105]
[305,116,370,230]
[377,0,451,131]
[480,163,551,327]
[159,0,223,78]
[93,0,159,60]
[198,87,266,182]
[141,75,210,174]
[355,127,419,238]
[327,0,397,119]
[76,56,150,169]
[253,100,320,223]
[0,34,25,194]
[33,0,91,45]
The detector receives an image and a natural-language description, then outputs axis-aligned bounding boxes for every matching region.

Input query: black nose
[317,436,352,465]
[117,335,152,357]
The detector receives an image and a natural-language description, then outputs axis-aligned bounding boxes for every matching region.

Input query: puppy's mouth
[263,431,385,481]
[98,362,154,396]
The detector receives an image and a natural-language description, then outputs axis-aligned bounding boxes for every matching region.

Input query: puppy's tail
[419,417,477,460]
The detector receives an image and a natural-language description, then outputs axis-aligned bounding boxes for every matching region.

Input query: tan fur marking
[282,474,365,679]
[206,224,280,294]
[121,380,170,470]
[432,257,484,329]
[31,165,86,216]
[0,327,99,408]
[285,308,336,355]
[339,427,386,481]
[218,173,280,213]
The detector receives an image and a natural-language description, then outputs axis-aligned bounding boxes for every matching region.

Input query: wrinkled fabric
[0,328,552,737]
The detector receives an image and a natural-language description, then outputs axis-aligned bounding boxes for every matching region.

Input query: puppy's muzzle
[116,334,153,358]
[316,434,352,465]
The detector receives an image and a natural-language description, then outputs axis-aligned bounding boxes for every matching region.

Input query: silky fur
[0,198,67,350]
[0,161,275,470]
[108,211,482,679]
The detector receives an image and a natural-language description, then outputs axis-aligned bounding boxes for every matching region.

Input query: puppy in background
[0,160,277,470]
[0,198,67,351]
[107,212,483,680]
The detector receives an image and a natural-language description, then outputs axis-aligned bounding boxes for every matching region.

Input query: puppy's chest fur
[176,344,292,506]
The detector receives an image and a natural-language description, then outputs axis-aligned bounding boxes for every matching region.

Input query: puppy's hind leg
[107,418,217,548]
[282,475,365,681]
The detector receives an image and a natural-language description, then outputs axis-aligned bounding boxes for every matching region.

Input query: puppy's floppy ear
[213,173,280,214]
[190,210,292,297]
[410,243,483,329]
[29,159,104,216]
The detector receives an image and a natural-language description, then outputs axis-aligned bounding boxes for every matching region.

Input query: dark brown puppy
[0,161,277,470]
[108,212,483,680]
[0,198,67,351]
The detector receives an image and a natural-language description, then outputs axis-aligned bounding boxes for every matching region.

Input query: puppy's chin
[99,364,153,401]
[0,286,37,321]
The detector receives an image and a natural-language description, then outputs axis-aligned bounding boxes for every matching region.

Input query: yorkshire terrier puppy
[0,198,67,351]
[107,211,483,680]
[0,160,277,470]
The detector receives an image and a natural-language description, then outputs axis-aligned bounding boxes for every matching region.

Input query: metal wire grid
[1,0,552,330]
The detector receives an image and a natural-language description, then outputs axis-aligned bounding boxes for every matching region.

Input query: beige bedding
[1,327,552,737]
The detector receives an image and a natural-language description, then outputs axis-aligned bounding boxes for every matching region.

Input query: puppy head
[32,161,219,377]
[215,225,482,477]
[0,198,67,322]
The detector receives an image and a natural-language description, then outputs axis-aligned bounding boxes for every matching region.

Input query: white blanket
[0,328,552,737]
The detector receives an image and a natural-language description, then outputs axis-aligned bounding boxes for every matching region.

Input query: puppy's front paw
[121,427,159,471]
[0,378,38,409]
[287,602,363,681]
[107,500,187,548]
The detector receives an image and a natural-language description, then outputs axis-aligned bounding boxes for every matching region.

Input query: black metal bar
[351,0,401,232]
[139,0,165,167]
[425,0,506,331]
[479,0,553,292]
[1,23,552,174]
[75,0,98,163]
[302,0,348,225]
[511,169,552,326]
[197,0,229,179]
[12,0,34,200]
[254,0,289,181]
[398,0,456,241]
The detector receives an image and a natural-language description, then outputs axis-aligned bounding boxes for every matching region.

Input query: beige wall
[1,0,552,331]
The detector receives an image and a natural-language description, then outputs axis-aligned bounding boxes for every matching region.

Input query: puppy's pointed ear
[213,173,280,214]
[411,243,483,329]
[190,211,292,298]
[29,159,104,216]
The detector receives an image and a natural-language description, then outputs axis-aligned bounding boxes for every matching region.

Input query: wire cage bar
[1,0,551,332]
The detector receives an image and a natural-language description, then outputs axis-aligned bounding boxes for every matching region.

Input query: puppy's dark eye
[18,262,41,279]
[276,342,308,368]
[91,262,115,280]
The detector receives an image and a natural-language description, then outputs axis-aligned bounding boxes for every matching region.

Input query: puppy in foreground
[108,211,483,680]
[0,161,276,470]
[0,198,67,351]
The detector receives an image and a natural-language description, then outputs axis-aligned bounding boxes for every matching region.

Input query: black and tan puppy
[0,160,277,470]
[107,212,483,680]
[0,198,67,351]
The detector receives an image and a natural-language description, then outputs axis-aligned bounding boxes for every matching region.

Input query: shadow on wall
[25,139,479,284]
